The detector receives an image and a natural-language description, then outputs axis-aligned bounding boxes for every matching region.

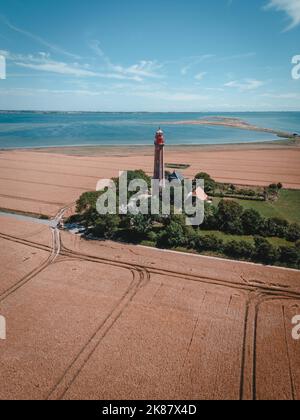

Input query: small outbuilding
[168,171,185,182]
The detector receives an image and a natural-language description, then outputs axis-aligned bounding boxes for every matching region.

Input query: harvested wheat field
[0,145,300,217]
[0,214,299,400]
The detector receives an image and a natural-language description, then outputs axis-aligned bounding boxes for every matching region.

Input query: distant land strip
[164,117,300,140]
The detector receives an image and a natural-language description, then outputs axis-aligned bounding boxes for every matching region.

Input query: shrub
[163,213,186,227]
[202,203,218,230]
[216,200,243,234]
[76,191,103,213]
[194,172,216,194]
[196,234,223,252]
[185,229,199,249]
[147,231,158,243]
[286,223,300,242]
[157,221,187,249]
[254,237,279,264]
[262,217,289,238]
[129,214,153,236]
[213,193,264,201]
[279,246,299,267]
[239,189,257,197]
[126,169,152,189]
[241,209,264,235]
[66,214,83,224]
[224,240,254,259]
[92,214,120,239]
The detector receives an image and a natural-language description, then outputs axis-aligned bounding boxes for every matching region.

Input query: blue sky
[0,0,299,111]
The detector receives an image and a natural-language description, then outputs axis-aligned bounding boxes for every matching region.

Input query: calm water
[0,112,299,149]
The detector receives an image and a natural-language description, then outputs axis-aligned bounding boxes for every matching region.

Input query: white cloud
[180,54,214,75]
[224,79,265,91]
[0,86,209,103]
[194,72,207,80]
[16,61,98,77]
[265,0,300,30]
[123,61,163,79]
[89,40,163,80]
[180,52,255,76]
[131,90,208,102]
[205,87,225,92]
[261,92,298,98]
[0,15,80,59]
[4,51,143,81]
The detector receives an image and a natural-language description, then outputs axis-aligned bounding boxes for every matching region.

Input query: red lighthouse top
[155,128,165,146]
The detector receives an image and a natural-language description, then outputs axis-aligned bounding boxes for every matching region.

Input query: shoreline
[6,137,297,157]
[1,115,299,155]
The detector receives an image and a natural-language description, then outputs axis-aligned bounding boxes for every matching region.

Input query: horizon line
[1,109,300,113]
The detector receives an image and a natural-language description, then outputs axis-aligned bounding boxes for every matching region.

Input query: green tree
[216,200,243,234]
[92,214,120,239]
[241,209,264,235]
[112,169,151,199]
[286,223,300,242]
[157,221,187,249]
[76,191,103,213]
[224,240,254,259]
[147,231,158,243]
[278,246,299,267]
[126,170,151,189]
[128,214,153,236]
[194,172,216,194]
[263,217,289,238]
[202,202,218,230]
[196,234,223,252]
[254,237,279,264]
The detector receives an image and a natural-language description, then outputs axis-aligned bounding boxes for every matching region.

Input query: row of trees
[203,200,300,242]
[155,216,300,268]
[72,207,300,269]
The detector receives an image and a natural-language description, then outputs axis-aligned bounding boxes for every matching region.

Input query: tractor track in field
[1,230,300,302]
[47,266,151,400]
[1,211,299,400]
[59,241,300,401]
[0,205,71,302]
[0,233,57,303]
[61,242,300,300]
[0,229,59,303]
[239,292,299,400]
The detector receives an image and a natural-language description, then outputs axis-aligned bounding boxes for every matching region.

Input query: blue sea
[0,111,299,149]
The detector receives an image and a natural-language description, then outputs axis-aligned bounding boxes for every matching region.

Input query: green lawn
[212,189,300,224]
[201,230,293,248]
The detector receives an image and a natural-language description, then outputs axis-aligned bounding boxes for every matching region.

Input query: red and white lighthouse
[153,128,165,185]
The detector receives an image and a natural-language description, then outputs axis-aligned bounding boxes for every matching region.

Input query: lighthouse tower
[153,128,165,186]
